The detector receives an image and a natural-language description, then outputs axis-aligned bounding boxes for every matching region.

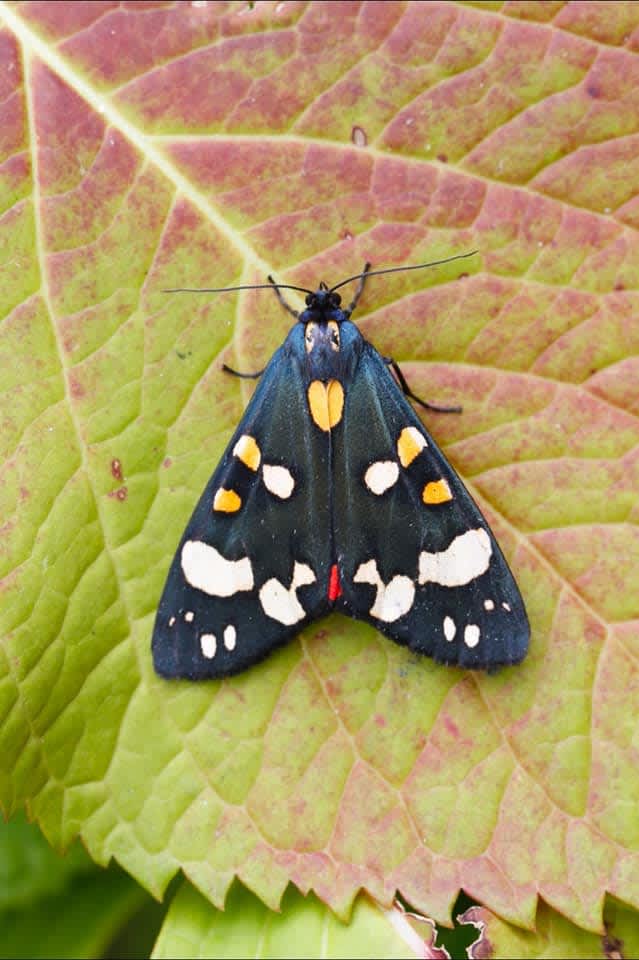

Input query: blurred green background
[0,814,480,958]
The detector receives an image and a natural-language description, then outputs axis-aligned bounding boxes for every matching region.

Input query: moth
[152,256,529,678]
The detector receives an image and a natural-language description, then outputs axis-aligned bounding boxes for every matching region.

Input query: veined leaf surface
[1,1,638,935]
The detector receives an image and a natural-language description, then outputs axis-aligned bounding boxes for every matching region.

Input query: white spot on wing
[292,561,315,589]
[418,528,492,587]
[184,611,194,623]
[201,633,217,658]
[263,464,295,499]
[484,599,495,611]
[364,460,399,495]
[168,616,176,627]
[443,615,456,642]
[181,540,254,597]
[353,558,378,584]
[502,601,511,612]
[354,558,415,623]
[464,624,480,648]
[259,561,316,625]
[224,624,236,651]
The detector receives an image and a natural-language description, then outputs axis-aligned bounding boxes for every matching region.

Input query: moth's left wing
[332,343,529,669]
[152,336,333,679]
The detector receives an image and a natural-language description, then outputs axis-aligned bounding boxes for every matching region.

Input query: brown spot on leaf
[111,458,123,481]
[325,679,338,698]
[437,153,448,163]
[163,457,172,468]
[351,125,367,147]
[444,716,460,738]
[68,374,85,399]
[108,486,128,501]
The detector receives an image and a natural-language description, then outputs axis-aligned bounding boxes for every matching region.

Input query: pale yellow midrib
[0,2,272,277]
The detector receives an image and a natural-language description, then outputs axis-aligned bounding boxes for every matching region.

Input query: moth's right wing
[332,343,529,669]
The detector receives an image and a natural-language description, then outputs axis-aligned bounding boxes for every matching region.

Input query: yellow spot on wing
[233,434,261,471]
[397,426,426,467]
[213,488,242,513]
[327,380,344,426]
[307,379,344,431]
[423,478,453,505]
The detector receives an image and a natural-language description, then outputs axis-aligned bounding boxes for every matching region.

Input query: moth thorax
[304,320,341,354]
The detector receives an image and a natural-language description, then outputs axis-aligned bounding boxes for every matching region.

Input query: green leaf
[458,897,639,960]
[0,0,638,938]
[152,881,445,960]
[152,886,639,960]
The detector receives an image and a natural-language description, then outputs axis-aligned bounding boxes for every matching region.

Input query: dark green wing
[332,342,529,669]
[152,328,332,679]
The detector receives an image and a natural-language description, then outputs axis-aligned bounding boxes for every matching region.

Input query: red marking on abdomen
[328,564,342,602]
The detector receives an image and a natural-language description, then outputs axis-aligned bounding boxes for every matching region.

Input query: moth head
[298,285,345,328]
[303,286,342,310]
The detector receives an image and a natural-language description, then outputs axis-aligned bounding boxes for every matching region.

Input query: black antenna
[329,250,478,293]
[163,281,314,296]
[162,250,478,297]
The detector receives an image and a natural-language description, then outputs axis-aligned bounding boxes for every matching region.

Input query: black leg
[385,357,462,414]
[344,261,372,316]
[268,275,299,318]
[222,363,265,380]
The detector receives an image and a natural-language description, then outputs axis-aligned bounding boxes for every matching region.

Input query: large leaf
[1,0,638,938]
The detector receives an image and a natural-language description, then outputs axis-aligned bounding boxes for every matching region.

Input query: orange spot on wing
[422,478,453,505]
[233,435,261,471]
[397,426,426,468]
[213,488,242,512]
[307,380,344,431]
